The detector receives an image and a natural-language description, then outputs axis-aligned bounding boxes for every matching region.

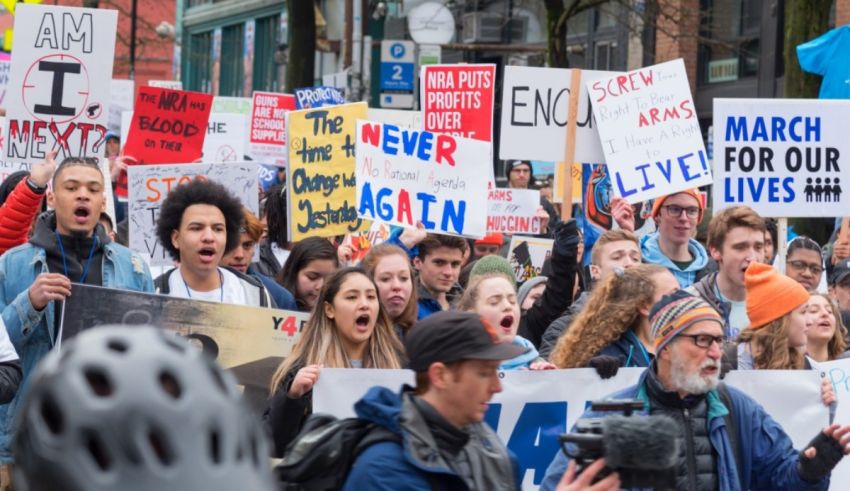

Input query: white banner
[820,358,850,489]
[202,113,246,163]
[713,99,850,217]
[488,185,542,234]
[315,368,827,490]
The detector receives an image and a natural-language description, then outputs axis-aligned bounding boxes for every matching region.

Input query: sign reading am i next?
[713,99,849,217]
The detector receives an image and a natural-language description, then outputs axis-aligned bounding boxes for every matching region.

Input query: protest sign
[294,86,345,109]
[212,96,252,115]
[128,162,258,266]
[287,102,370,241]
[355,121,490,237]
[340,222,392,264]
[509,235,553,283]
[0,117,33,183]
[5,4,117,165]
[590,59,712,204]
[421,64,495,141]
[367,108,423,129]
[0,60,10,106]
[258,163,283,193]
[249,91,296,166]
[108,79,134,133]
[123,87,213,164]
[487,183,542,234]
[315,368,826,490]
[149,80,183,90]
[202,113,246,163]
[500,66,614,164]
[817,358,850,490]
[713,99,850,217]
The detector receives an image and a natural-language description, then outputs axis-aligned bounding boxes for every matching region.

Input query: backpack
[275,413,402,491]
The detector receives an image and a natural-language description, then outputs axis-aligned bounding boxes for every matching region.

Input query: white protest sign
[248,91,295,166]
[108,79,134,133]
[713,99,850,217]
[315,368,827,490]
[202,113,246,163]
[355,121,490,237]
[509,235,553,283]
[819,358,850,490]
[149,80,183,90]
[5,4,117,165]
[0,117,35,183]
[487,184,542,234]
[0,61,10,106]
[590,59,711,204]
[366,108,423,129]
[128,162,258,266]
[499,66,614,164]
[212,96,252,115]
[120,110,133,144]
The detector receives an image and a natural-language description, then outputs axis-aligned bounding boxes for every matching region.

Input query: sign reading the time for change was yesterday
[713,98,850,217]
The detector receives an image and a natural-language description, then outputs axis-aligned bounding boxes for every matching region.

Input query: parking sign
[380,40,415,109]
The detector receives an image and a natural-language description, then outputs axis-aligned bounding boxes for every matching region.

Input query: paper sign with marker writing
[249,91,296,166]
[287,102,370,241]
[0,61,10,107]
[108,79,134,133]
[124,87,213,164]
[421,64,495,142]
[5,4,117,165]
[509,235,553,283]
[355,121,490,237]
[128,162,258,266]
[487,184,542,234]
[202,113,246,163]
[590,59,711,204]
[713,98,850,217]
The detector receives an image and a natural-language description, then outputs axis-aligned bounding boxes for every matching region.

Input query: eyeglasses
[786,260,824,275]
[511,168,530,174]
[662,205,700,218]
[678,334,725,349]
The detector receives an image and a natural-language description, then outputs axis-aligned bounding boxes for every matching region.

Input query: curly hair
[736,315,805,369]
[264,184,289,248]
[155,178,245,261]
[550,264,668,368]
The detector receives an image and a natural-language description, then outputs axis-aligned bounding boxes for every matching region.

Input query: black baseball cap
[404,312,529,372]
[832,259,850,285]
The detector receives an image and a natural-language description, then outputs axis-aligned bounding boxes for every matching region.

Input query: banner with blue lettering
[355,120,490,237]
[822,358,850,488]
[713,99,850,217]
[589,59,712,204]
[294,86,345,109]
[314,368,826,490]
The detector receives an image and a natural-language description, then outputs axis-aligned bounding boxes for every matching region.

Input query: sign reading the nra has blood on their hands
[713,99,850,217]
[421,64,495,141]
[5,4,117,165]
[249,91,296,166]
[287,102,370,242]
[590,59,712,204]
[356,121,490,237]
[123,87,213,164]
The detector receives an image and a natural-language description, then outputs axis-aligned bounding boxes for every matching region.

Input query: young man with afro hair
[154,179,274,307]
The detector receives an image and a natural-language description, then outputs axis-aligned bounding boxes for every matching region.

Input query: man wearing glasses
[542,290,850,491]
[504,160,559,227]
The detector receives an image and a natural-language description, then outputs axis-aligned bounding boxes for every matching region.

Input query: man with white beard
[541,290,850,491]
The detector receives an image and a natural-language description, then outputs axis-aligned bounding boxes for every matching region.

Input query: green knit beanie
[469,255,517,289]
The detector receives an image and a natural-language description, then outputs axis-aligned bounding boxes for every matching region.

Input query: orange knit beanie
[650,189,704,222]
[744,262,809,329]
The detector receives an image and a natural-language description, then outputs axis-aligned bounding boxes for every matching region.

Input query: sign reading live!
[421,64,495,141]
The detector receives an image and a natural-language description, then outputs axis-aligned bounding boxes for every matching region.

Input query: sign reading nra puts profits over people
[421,64,495,141]
[590,59,712,204]
[713,99,850,217]
[5,4,117,164]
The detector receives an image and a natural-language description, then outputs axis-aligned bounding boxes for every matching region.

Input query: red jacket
[0,179,44,255]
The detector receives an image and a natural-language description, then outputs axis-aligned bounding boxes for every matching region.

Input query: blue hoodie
[499,336,539,370]
[640,232,709,288]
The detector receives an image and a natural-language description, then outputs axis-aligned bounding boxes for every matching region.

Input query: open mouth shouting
[197,246,218,264]
[354,313,372,333]
[499,314,515,334]
[73,205,91,225]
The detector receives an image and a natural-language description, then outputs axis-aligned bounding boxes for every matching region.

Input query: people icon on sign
[815,178,823,202]
[805,178,814,202]
[805,176,842,203]
[835,178,842,202]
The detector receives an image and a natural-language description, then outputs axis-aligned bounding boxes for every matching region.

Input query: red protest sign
[123,87,213,164]
[249,91,296,166]
[421,64,495,142]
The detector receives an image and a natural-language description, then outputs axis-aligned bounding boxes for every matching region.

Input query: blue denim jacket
[0,240,153,462]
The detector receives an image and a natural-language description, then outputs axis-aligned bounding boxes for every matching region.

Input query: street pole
[130,0,138,80]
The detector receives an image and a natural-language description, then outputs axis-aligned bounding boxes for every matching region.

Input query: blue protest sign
[294,86,345,109]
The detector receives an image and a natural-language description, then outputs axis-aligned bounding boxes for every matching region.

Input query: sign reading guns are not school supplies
[287,102,370,242]
[713,99,850,217]
[249,91,296,166]
[422,64,495,141]
[590,59,712,204]
[356,121,490,238]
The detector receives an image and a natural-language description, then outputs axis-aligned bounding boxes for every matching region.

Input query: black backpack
[275,413,402,491]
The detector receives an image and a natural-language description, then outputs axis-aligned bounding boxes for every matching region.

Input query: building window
[254,15,280,92]
[565,1,624,70]
[698,0,761,85]
[593,41,617,70]
[185,31,212,93]
[219,23,245,96]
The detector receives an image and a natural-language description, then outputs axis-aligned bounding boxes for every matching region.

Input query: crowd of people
[0,144,849,490]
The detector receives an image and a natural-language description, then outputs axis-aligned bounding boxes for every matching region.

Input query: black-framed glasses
[786,260,824,275]
[662,205,700,218]
[678,334,725,349]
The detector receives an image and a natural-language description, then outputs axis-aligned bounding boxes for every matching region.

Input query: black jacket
[251,239,283,279]
[264,364,310,457]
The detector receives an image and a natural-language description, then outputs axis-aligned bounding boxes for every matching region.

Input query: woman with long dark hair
[277,237,339,312]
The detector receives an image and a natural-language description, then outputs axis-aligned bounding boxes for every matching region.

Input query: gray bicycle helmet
[13,325,276,491]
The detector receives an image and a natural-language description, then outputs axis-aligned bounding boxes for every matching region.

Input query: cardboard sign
[4,4,117,165]
[123,87,213,164]
[421,64,495,141]
[509,235,553,283]
[127,162,258,266]
[249,91,296,166]
[0,60,10,106]
[148,79,182,90]
[202,113,246,163]
[487,184,542,234]
[590,59,711,204]
[294,86,344,109]
[355,121,490,237]
[500,66,615,164]
[286,102,370,241]
[713,98,850,217]
[108,79,134,133]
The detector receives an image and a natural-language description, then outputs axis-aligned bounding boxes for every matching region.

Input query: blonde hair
[810,293,848,360]
[737,315,805,369]
[360,243,419,332]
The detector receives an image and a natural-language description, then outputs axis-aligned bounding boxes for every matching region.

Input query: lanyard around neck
[181,268,224,303]
[55,231,98,284]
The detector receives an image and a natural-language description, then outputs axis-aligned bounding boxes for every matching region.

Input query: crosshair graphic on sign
[22,53,92,124]
[216,145,237,162]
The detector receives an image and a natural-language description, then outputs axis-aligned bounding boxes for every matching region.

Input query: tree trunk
[286,0,316,92]
[783,0,831,98]
[545,0,569,68]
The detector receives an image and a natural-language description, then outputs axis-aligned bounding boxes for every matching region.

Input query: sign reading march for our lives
[287,102,370,242]
[249,91,296,166]
[487,183,542,234]
[123,87,213,164]
[590,59,712,204]
[5,4,117,165]
[127,162,258,266]
[713,99,850,217]
[421,64,495,141]
[294,86,345,110]
[355,121,490,237]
